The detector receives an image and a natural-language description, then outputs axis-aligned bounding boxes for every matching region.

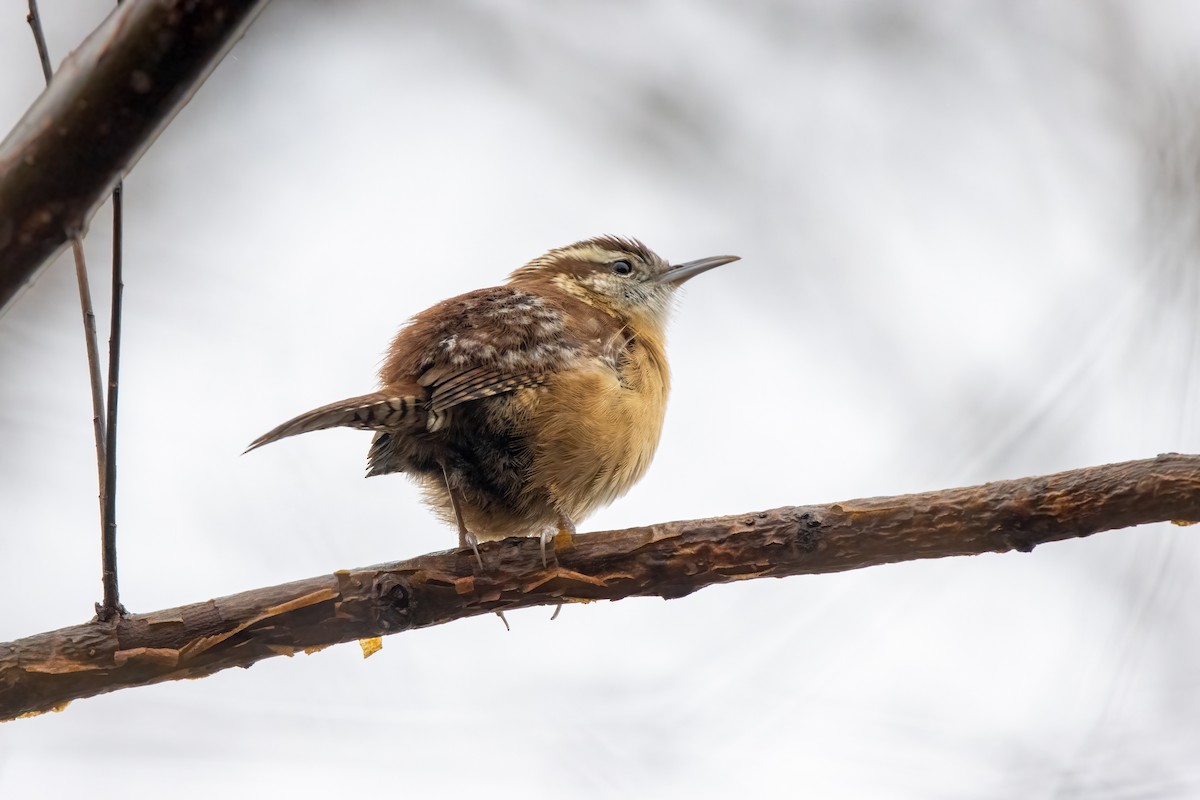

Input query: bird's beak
[657,254,740,285]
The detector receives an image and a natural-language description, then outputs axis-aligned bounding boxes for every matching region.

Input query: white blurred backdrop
[2,1,1199,797]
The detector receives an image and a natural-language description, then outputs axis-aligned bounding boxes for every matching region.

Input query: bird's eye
[611,259,633,276]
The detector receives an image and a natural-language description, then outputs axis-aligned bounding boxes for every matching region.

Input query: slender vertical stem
[29,0,125,619]
[70,239,108,492]
[101,0,128,619]
[101,183,124,618]
[25,0,53,84]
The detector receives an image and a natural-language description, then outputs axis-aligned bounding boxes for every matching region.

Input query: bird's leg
[442,464,483,569]
[540,512,577,569]
[538,527,554,570]
[545,512,578,619]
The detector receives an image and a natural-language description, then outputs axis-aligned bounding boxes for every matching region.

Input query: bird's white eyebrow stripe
[555,245,628,263]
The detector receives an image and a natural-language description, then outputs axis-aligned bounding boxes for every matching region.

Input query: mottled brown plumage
[247,236,738,560]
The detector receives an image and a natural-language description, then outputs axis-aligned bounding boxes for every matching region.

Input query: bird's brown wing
[420,366,547,413]
[393,286,593,415]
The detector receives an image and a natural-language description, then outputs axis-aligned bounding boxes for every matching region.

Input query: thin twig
[99,182,124,620]
[69,239,108,493]
[28,4,123,617]
[25,0,53,84]
[29,1,105,486]
[100,0,128,620]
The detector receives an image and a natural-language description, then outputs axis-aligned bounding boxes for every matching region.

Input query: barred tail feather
[244,392,421,453]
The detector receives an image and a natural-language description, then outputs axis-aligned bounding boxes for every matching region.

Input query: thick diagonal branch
[2,453,1197,720]
[0,0,269,313]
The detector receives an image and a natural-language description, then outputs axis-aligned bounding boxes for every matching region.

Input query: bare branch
[2,454,1196,721]
[24,0,53,84]
[99,182,125,621]
[0,0,269,314]
[68,238,108,498]
[29,0,125,619]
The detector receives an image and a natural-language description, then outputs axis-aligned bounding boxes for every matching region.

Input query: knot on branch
[372,573,413,631]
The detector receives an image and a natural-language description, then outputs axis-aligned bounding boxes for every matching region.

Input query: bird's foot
[459,527,484,570]
[539,512,578,567]
[538,527,555,569]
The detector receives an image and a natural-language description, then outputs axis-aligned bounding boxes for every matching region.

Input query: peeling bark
[2,453,1197,720]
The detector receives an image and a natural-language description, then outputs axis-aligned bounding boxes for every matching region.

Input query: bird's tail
[245,392,422,453]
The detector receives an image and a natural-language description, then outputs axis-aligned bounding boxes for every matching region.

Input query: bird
[246,236,738,564]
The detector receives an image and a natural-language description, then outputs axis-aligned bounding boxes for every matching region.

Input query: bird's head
[508,235,739,328]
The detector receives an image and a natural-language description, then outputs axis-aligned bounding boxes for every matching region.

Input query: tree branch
[0,0,269,314]
[2,453,1197,720]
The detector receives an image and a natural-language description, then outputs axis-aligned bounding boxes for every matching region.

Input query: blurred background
[2,1,1198,797]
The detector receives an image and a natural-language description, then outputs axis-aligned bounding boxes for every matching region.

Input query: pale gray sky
[2,2,1198,797]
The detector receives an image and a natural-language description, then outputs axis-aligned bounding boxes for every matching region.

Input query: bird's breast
[528,336,671,520]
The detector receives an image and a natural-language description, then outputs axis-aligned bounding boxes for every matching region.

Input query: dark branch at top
[0,0,269,313]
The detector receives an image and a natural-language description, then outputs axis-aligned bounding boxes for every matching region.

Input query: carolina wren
[247,236,738,562]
